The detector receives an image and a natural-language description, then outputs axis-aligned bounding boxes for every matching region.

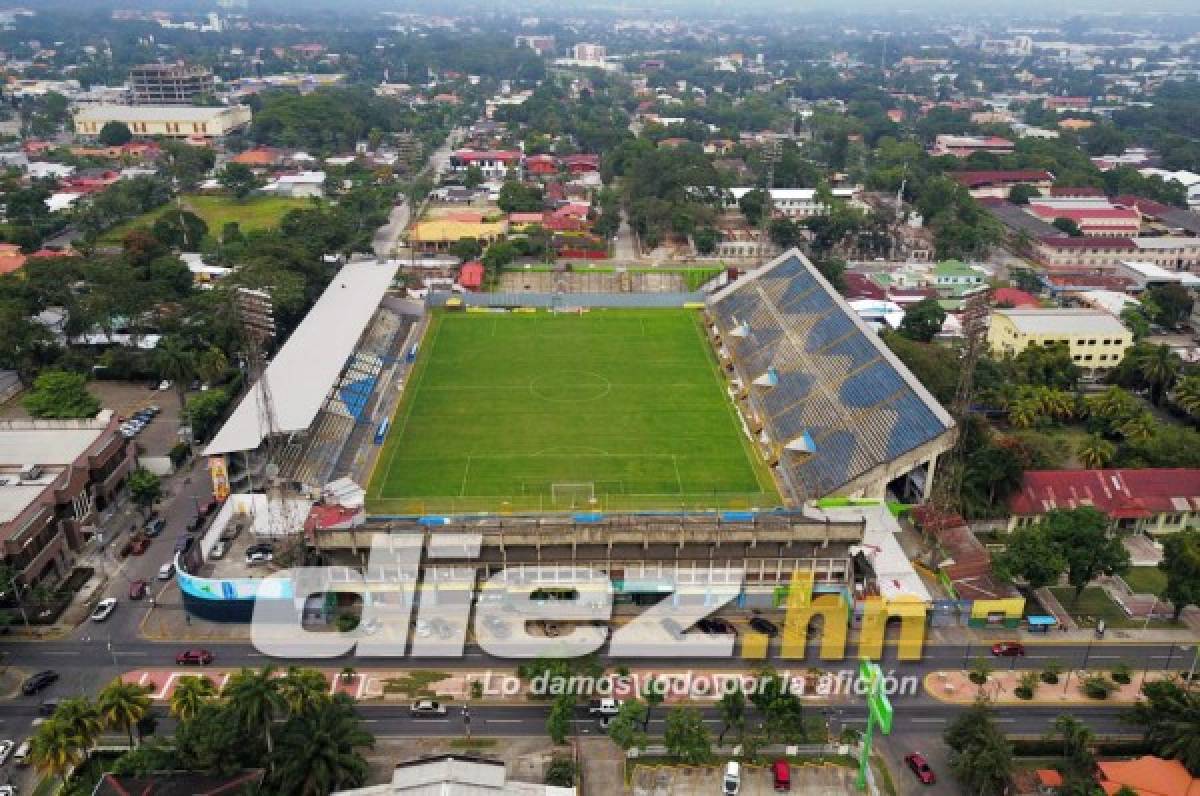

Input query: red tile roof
[303,504,364,532]
[1050,185,1105,197]
[843,272,886,300]
[992,287,1040,307]
[1096,755,1200,796]
[1010,469,1200,519]
[458,261,484,289]
[1029,205,1140,222]
[951,170,1052,188]
[1037,236,1137,249]
[0,244,26,275]
[1113,195,1172,217]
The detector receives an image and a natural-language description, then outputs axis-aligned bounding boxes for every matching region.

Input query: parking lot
[629,759,857,795]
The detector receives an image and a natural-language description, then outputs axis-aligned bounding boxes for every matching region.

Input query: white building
[333,755,575,796]
[74,104,252,140]
[726,187,863,218]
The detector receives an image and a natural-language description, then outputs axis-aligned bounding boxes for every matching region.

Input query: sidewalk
[924,667,1173,706]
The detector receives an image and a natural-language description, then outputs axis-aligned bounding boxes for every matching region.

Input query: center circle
[531,370,612,402]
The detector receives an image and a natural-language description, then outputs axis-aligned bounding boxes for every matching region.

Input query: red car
[128,580,147,600]
[128,537,150,556]
[176,649,214,665]
[991,642,1026,657]
[905,753,936,785]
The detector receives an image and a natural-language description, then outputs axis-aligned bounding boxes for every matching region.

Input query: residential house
[929,134,1015,158]
[987,307,1133,377]
[333,755,575,795]
[949,170,1054,199]
[932,260,987,296]
[262,170,326,198]
[448,149,522,180]
[0,244,26,275]
[1093,755,1200,795]
[407,218,508,254]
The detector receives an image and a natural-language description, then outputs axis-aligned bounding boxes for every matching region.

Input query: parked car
[771,759,791,791]
[722,761,741,795]
[176,649,213,665]
[144,518,166,537]
[128,580,148,600]
[697,618,736,635]
[158,562,175,580]
[410,700,446,716]
[12,739,30,766]
[905,753,936,785]
[37,699,60,717]
[0,783,16,795]
[991,642,1025,657]
[209,540,228,560]
[245,548,272,564]
[749,617,779,637]
[90,597,118,622]
[0,739,14,766]
[157,380,171,391]
[174,535,194,555]
[588,698,621,716]
[21,670,58,695]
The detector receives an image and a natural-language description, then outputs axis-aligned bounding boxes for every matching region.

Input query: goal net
[551,482,596,508]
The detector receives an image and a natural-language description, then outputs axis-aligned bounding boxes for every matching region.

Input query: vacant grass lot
[1049,586,1181,629]
[100,194,313,243]
[1123,566,1167,597]
[368,309,780,514]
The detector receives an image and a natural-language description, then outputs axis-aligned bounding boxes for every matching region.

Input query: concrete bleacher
[707,250,954,502]
[279,306,410,489]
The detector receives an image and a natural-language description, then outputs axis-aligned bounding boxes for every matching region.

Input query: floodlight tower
[758,139,781,265]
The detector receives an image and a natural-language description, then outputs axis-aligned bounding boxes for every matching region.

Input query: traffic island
[924,668,1175,706]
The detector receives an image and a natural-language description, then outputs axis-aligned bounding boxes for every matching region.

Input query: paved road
[371,200,410,259]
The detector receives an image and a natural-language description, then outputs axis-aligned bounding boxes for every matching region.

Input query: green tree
[218,162,263,200]
[899,297,947,343]
[153,336,195,413]
[544,757,577,787]
[161,141,216,191]
[738,188,768,225]
[152,208,208,250]
[450,237,483,262]
[546,693,574,744]
[22,370,100,419]
[196,346,228,386]
[271,695,373,796]
[1144,284,1195,329]
[993,524,1067,590]
[663,707,713,764]
[1121,305,1151,340]
[1136,344,1183,406]
[1076,434,1116,468]
[97,678,152,749]
[1161,530,1200,620]
[1129,679,1200,775]
[184,388,230,441]
[170,675,217,722]
[481,240,519,277]
[1007,184,1041,205]
[1052,217,1083,236]
[716,687,745,745]
[175,701,253,776]
[693,226,719,255]
[97,121,133,147]
[944,699,1014,796]
[497,181,543,213]
[53,698,103,754]
[641,678,666,730]
[1173,374,1200,419]
[278,666,331,718]
[128,468,162,519]
[223,667,287,759]
[29,718,86,780]
[607,699,648,751]
[1044,507,1131,605]
[463,165,484,189]
[1050,714,1096,773]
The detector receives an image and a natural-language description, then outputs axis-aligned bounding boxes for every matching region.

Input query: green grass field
[100,194,313,243]
[368,309,780,514]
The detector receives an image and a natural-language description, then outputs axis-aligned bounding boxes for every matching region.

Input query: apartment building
[74,104,252,140]
[1033,235,1200,271]
[0,414,136,587]
[987,307,1133,378]
[130,63,216,105]
[726,187,863,218]
[447,149,522,180]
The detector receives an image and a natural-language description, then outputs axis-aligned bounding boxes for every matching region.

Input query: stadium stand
[707,249,955,503]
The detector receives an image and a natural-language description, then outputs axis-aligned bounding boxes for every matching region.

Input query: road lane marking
[487,719,523,724]
[909,718,946,724]
[43,652,81,656]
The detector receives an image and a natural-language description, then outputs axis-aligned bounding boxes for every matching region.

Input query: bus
[374,417,391,445]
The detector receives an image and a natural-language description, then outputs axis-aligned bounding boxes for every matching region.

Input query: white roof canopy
[204,261,398,456]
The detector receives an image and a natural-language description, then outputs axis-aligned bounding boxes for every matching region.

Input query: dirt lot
[629,759,857,795]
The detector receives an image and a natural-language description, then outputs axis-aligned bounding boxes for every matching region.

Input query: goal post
[551,482,596,508]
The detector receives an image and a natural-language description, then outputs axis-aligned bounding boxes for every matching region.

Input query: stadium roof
[708,250,954,500]
[204,261,398,457]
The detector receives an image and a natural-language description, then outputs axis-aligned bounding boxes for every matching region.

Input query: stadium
[188,249,953,620]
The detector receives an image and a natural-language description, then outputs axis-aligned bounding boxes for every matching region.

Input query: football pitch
[367,309,781,514]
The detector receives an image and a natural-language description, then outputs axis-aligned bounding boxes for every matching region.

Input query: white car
[90,597,117,622]
[209,540,228,560]
[0,784,14,795]
[410,700,446,716]
[0,738,13,766]
[588,698,621,716]
[722,761,741,795]
[157,380,171,391]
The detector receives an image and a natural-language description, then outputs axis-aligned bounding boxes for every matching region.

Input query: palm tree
[272,697,373,796]
[278,666,330,718]
[153,336,195,414]
[195,346,228,386]
[1008,398,1039,429]
[52,697,103,753]
[1137,344,1182,406]
[1172,373,1200,419]
[1050,714,1095,774]
[1076,435,1116,469]
[224,667,286,758]
[1119,413,1156,443]
[97,678,152,749]
[29,718,87,781]
[171,675,217,722]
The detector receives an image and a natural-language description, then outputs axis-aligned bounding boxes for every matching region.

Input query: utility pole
[758,139,781,265]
